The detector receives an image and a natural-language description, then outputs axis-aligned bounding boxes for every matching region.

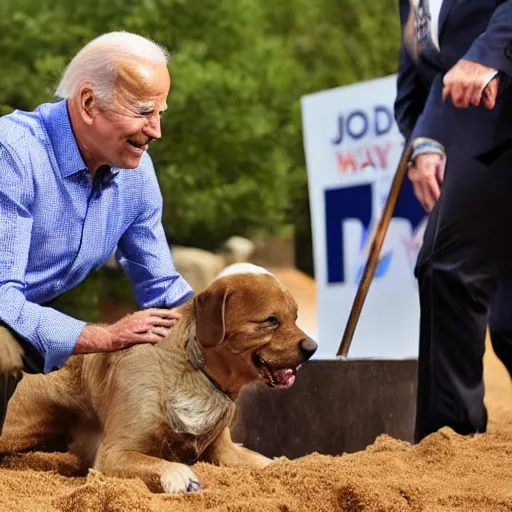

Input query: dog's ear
[193,283,230,347]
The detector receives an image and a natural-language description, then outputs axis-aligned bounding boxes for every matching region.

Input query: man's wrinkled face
[92,60,171,169]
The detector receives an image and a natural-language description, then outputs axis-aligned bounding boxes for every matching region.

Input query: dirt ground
[1,269,511,512]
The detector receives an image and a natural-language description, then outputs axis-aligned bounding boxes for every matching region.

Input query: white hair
[55,31,170,105]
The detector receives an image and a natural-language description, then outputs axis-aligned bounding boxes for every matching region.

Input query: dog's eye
[263,316,280,325]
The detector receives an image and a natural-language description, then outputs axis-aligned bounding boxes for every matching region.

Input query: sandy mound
[1,428,512,512]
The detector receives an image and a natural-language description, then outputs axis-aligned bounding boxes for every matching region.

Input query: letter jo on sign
[331,105,394,145]
[301,75,426,360]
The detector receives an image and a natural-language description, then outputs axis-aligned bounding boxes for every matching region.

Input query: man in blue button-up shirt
[0,31,194,431]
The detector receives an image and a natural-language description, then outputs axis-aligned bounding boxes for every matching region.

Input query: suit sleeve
[463,0,512,76]
[394,0,428,140]
[411,1,512,144]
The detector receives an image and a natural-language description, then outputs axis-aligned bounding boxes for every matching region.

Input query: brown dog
[0,267,317,493]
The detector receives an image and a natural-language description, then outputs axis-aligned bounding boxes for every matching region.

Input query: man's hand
[442,59,499,109]
[408,153,446,213]
[73,308,181,354]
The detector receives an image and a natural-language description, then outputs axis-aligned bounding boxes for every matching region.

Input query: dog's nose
[299,337,318,360]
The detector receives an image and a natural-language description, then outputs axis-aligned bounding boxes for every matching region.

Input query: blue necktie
[414,0,440,64]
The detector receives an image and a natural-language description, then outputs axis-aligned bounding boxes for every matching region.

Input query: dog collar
[186,325,234,401]
[197,365,233,400]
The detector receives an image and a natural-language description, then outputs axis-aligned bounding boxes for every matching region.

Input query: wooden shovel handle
[337,142,413,357]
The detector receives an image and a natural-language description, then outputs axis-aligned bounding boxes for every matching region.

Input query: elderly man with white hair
[0,31,193,432]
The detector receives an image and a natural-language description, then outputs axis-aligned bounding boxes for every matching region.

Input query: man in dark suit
[394,0,512,443]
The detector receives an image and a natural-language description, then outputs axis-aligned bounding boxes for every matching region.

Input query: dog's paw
[160,463,201,494]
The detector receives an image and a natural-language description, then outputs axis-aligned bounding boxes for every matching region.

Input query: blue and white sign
[301,74,426,359]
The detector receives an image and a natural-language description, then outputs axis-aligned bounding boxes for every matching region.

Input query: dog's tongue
[272,368,296,387]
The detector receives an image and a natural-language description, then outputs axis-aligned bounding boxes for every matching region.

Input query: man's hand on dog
[73,308,181,354]
[106,308,181,348]
[442,59,499,109]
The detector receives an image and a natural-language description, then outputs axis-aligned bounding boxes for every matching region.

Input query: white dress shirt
[428,0,444,50]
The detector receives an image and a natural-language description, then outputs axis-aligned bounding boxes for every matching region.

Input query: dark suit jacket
[394,0,512,159]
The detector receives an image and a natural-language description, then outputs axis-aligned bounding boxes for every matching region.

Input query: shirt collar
[40,99,120,190]
[40,98,88,177]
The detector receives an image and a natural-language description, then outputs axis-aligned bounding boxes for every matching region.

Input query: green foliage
[0,0,401,316]
[0,0,400,248]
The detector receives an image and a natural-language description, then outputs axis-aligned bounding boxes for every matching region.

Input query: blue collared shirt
[0,99,193,373]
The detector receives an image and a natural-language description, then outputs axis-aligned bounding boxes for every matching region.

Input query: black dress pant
[414,143,512,443]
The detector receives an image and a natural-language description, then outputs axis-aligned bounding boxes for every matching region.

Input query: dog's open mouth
[252,353,299,388]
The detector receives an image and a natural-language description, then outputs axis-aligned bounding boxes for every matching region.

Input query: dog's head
[192,266,317,394]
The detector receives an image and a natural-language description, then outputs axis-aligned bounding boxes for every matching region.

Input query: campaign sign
[301,75,427,359]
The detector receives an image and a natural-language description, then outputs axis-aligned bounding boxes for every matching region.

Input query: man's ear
[77,85,97,125]
[193,283,230,347]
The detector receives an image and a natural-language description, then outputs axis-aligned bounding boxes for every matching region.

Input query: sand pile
[1,427,512,512]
